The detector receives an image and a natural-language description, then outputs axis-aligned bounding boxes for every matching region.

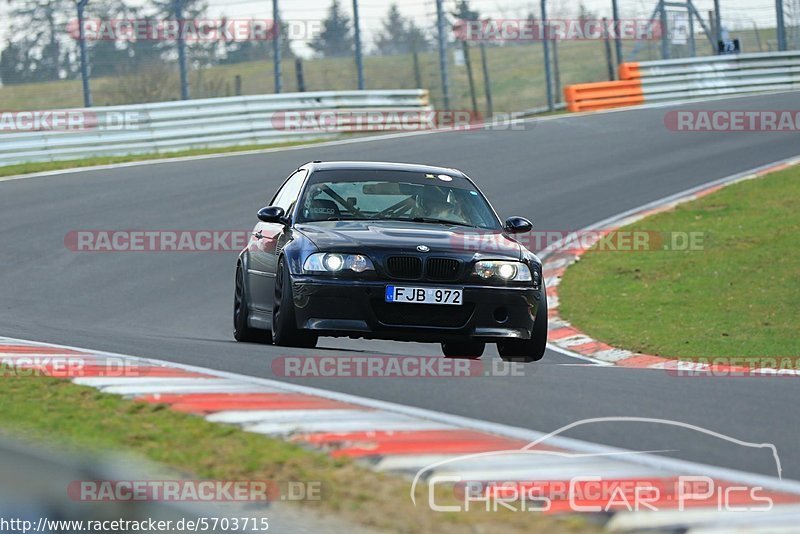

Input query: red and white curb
[4,335,800,531]
[542,155,800,376]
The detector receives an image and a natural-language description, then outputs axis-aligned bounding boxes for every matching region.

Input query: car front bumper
[289,276,542,342]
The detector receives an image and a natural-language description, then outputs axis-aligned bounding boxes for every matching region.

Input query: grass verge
[559,165,800,361]
[0,140,326,179]
[0,377,593,533]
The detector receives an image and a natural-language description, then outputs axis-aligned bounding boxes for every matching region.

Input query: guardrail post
[713,0,722,53]
[462,41,478,114]
[273,0,282,93]
[541,0,554,111]
[659,0,670,59]
[775,0,788,51]
[603,18,615,80]
[76,0,92,108]
[412,43,423,90]
[295,58,305,92]
[435,0,451,110]
[552,38,562,103]
[611,0,623,64]
[174,0,190,100]
[352,0,365,90]
[479,42,493,118]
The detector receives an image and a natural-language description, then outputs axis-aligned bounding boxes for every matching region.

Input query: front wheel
[441,341,485,359]
[272,258,318,348]
[497,290,547,363]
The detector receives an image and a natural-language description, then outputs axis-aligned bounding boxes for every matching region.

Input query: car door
[247,170,307,311]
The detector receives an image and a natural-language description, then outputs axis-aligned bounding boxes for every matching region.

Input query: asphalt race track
[2,92,799,480]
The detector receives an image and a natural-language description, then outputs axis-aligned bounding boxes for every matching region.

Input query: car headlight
[303,253,375,273]
[474,261,532,282]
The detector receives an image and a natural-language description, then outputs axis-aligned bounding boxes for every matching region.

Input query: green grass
[0,140,323,179]
[0,377,592,533]
[2,28,776,113]
[558,165,800,360]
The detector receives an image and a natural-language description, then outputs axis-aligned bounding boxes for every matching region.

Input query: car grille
[386,256,423,279]
[371,300,475,328]
[426,258,460,281]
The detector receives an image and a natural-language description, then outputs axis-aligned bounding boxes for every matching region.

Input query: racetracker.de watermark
[64,230,706,253]
[68,480,322,502]
[272,356,527,378]
[270,110,526,133]
[666,357,800,378]
[665,110,800,132]
[454,230,706,253]
[0,110,139,132]
[1,356,149,378]
[67,18,285,41]
[65,230,252,252]
[453,19,662,41]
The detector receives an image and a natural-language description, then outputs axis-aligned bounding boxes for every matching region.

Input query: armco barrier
[0,89,431,167]
[563,80,644,112]
[565,50,800,112]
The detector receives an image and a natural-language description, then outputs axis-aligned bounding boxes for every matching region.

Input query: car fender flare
[237,250,253,304]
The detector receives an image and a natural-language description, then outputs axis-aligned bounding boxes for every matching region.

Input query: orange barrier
[618,62,642,81]
[563,77,643,112]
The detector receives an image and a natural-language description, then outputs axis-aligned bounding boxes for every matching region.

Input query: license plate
[385,286,462,305]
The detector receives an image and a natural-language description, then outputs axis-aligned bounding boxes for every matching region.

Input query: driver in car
[415,188,466,223]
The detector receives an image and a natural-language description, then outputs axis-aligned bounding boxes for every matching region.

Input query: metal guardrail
[565,51,800,112]
[623,50,800,101]
[0,89,432,167]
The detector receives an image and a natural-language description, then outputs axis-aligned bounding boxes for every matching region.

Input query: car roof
[301,160,466,178]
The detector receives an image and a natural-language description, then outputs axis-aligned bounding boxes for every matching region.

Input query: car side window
[271,170,307,214]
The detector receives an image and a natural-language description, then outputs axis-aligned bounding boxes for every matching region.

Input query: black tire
[272,257,318,348]
[441,341,485,359]
[234,264,272,343]
[497,289,548,363]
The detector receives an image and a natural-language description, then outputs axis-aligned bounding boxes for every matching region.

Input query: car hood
[295,220,523,261]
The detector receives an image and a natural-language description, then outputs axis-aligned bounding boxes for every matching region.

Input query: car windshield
[297,169,501,229]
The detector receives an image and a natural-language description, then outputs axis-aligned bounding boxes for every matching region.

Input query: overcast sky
[0,0,789,55]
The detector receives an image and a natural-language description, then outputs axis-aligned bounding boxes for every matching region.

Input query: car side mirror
[257,206,286,224]
[504,216,533,234]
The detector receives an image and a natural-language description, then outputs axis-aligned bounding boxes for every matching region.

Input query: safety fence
[564,51,800,112]
[0,89,431,168]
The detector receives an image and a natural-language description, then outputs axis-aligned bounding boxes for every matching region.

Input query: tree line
[0,0,436,86]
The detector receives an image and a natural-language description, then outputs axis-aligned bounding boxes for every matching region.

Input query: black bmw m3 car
[234,161,547,362]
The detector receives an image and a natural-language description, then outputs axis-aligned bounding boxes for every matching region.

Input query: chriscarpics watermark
[411,417,786,514]
[450,476,774,513]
